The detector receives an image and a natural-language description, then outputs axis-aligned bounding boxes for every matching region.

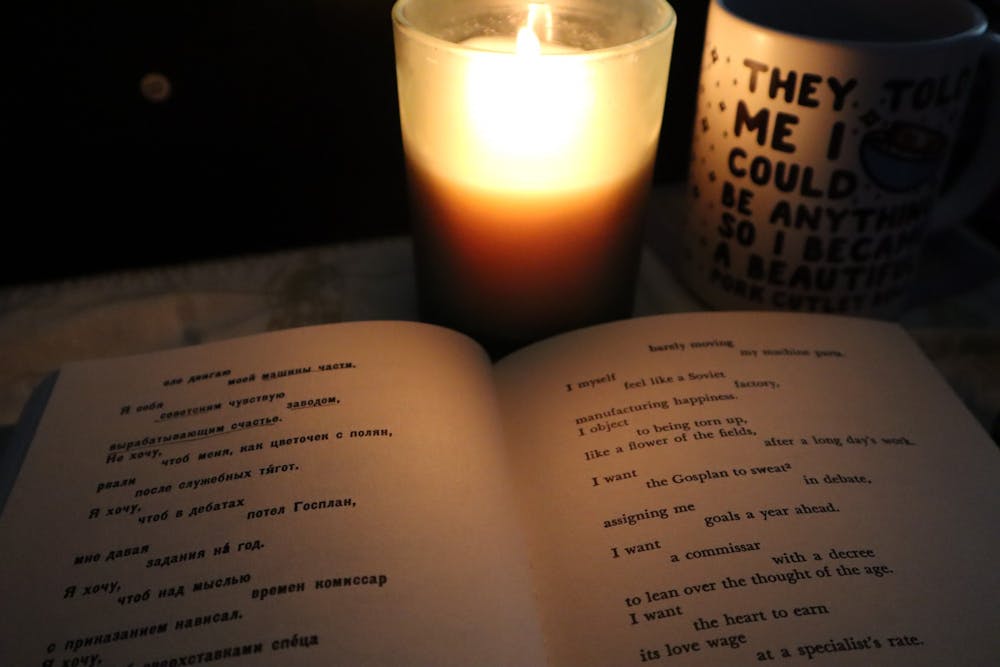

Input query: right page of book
[493,311,999,666]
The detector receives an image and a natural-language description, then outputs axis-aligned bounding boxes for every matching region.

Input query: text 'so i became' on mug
[672,0,1000,316]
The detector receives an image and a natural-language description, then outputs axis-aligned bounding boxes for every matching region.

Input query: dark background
[4,1,998,286]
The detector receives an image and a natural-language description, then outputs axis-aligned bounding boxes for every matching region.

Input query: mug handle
[930,32,1000,231]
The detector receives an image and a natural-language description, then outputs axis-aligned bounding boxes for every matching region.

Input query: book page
[494,311,999,666]
[0,321,547,666]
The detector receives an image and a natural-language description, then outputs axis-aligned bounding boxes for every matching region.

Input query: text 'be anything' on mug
[673,0,1000,316]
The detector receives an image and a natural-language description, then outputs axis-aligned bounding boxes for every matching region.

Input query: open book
[0,312,996,666]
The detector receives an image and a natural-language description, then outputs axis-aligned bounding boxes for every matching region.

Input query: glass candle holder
[393,0,676,355]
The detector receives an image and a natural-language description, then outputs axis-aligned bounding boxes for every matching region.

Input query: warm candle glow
[393,0,676,350]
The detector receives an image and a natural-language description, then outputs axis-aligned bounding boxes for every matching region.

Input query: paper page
[494,311,999,666]
[0,321,546,666]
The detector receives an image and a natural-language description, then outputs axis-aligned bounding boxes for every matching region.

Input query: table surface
[2,186,999,443]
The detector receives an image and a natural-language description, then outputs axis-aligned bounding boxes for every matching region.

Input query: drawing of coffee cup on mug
[859,121,948,193]
[670,0,1000,317]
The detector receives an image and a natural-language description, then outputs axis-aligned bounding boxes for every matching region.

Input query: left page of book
[0,321,547,666]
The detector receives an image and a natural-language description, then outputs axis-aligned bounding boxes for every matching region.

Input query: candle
[393,0,677,354]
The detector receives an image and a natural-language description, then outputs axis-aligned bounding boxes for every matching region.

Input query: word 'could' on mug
[673,0,1000,316]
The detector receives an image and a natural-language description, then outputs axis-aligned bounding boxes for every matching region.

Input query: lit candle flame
[515,24,541,55]
[515,4,552,55]
[463,3,593,190]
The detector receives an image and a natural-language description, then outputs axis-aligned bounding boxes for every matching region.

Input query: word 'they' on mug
[672,0,1000,316]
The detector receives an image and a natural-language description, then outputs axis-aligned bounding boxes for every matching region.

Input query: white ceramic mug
[672,0,1000,315]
